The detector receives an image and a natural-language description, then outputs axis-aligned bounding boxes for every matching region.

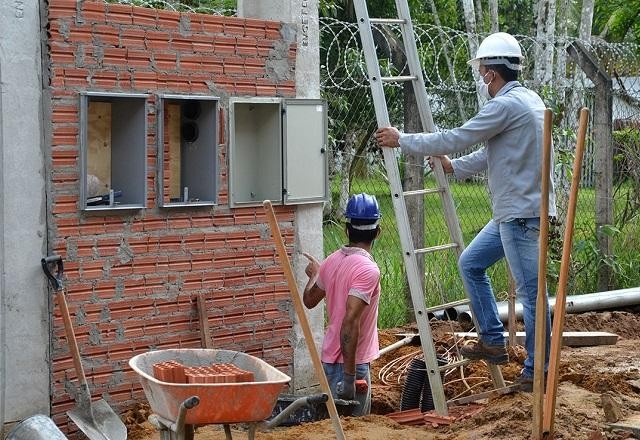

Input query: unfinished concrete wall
[45,0,298,435]
[238,0,324,394]
[0,0,50,432]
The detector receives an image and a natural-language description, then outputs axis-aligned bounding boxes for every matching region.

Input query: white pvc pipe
[457,287,640,324]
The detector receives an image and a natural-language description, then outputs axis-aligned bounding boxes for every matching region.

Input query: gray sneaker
[459,340,509,364]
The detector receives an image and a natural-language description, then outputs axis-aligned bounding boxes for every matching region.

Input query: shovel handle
[41,255,63,290]
[42,255,88,388]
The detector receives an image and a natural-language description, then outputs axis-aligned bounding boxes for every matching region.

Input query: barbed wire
[106,0,236,15]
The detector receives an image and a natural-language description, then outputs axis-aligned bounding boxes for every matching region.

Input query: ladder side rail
[395,0,506,389]
[394,0,467,253]
[353,0,449,415]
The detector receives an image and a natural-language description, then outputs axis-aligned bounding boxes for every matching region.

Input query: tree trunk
[553,0,570,229]
[425,0,469,121]
[567,42,613,291]
[402,84,424,322]
[488,0,499,33]
[534,0,557,85]
[339,133,356,217]
[474,0,484,33]
[462,0,483,107]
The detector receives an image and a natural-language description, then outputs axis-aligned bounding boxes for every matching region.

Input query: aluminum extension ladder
[353,0,507,415]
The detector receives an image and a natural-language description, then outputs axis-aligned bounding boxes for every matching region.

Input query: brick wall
[45,0,298,434]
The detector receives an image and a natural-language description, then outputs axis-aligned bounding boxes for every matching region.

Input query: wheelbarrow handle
[41,255,63,291]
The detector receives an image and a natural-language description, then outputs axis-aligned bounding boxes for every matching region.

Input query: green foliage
[593,0,640,44]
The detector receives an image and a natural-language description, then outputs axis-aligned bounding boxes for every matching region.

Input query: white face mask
[477,71,493,100]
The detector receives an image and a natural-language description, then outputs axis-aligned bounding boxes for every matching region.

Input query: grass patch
[325,176,639,329]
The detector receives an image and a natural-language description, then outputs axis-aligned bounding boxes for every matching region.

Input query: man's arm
[451,146,488,179]
[375,99,509,156]
[340,295,368,375]
[302,252,325,308]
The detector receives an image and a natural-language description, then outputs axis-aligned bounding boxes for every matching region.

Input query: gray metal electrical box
[229,98,328,207]
[80,92,148,211]
[157,95,220,207]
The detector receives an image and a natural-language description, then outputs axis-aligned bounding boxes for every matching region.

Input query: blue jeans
[322,362,371,416]
[458,218,551,378]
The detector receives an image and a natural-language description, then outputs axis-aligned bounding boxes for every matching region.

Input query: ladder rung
[369,18,407,24]
[414,243,458,255]
[380,75,417,83]
[403,188,443,197]
[439,358,470,371]
[447,385,520,406]
[425,298,470,314]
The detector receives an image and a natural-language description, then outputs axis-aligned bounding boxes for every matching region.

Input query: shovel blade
[68,399,127,440]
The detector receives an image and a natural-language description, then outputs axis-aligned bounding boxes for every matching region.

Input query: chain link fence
[102,1,640,326]
[320,18,640,326]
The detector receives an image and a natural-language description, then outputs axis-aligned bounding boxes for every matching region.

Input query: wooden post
[567,42,613,291]
[263,201,347,440]
[532,109,553,439]
[542,108,589,437]
[197,294,213,349]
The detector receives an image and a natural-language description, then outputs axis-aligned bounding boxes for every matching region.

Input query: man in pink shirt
[303,193,382,416]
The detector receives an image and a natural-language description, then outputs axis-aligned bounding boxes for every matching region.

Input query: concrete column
[238,0,324,394]
[0,0,49,432]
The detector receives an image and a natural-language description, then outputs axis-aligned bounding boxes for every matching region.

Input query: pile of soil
[564,310,640,339]
[130,310,640,440]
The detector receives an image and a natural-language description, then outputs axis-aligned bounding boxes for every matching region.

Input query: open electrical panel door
[283,99,328,204]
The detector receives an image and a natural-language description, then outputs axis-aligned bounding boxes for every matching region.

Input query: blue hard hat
[345,193,381,227]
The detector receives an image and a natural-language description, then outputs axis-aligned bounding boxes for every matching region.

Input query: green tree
[593,0,640,43]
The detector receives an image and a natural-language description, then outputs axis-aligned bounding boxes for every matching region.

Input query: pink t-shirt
[316,246,381,364]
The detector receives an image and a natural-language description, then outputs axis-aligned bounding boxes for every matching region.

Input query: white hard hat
[468,32,524,70]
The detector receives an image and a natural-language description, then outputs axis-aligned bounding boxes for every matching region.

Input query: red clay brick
[156,10,181,30]
[106,3,133,25]
[132,7,157,27]
[48,0,77,19]
[81,1,106,23]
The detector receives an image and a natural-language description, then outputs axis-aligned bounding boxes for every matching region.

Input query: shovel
[42,255,127,440]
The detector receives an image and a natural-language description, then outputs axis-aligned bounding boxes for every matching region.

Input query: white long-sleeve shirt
[398,81,557,223]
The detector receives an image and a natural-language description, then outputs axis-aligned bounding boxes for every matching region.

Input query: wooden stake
[263,201,347,440]
[542,108,590,438]
[197,294,213,349]
[532,108,553,439]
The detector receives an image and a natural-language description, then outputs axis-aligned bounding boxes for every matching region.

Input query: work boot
[460,340,509,364]
[514,371,547,392]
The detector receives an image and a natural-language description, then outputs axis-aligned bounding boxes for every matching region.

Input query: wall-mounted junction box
[80,92,148,211]
[228,98,328,207]
[157,95,219,208]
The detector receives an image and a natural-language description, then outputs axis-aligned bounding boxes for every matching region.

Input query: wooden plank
[609,415,640,437]
[88,101,111,192]
[454,331,618,347]
[263,201,346,440]
[167,103,181,199]
[197,294,213,349]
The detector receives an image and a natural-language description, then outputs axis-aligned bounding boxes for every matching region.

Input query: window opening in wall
[158,95,219,207]
[80,92,148,211]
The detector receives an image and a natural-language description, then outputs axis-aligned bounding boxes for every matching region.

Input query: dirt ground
[129,310,640,440]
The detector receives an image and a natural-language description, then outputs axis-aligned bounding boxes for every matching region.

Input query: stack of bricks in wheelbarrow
[152,361,255,384]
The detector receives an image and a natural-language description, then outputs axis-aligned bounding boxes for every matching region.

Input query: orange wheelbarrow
[129,349,327,440]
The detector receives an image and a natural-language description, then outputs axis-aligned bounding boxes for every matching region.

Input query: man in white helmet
[375,32,556,391]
